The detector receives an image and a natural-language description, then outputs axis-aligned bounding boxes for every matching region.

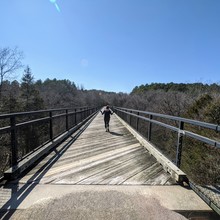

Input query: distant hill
[131,82,220,94]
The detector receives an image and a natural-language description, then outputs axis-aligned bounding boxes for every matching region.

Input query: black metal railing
[113,106,220,215]
[114,107,220,181]
[0,107,99,175]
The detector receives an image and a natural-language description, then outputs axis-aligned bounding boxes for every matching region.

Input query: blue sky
[0,0,220,93]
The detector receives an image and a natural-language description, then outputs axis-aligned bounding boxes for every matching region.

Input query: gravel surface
[1,190,187,220]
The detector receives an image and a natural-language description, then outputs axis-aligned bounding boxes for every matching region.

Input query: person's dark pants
[104,117,110,128]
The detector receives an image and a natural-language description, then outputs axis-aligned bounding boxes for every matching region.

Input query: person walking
[100,105,113,132]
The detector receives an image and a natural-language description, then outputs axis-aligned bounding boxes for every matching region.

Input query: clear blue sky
[1,0,220,93]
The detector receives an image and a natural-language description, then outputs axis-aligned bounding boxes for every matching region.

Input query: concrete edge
[115,114,187,183]
[189,182,220,216]
[4,111,99,180]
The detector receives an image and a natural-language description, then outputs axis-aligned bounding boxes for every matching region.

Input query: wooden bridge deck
[17,112,175,185]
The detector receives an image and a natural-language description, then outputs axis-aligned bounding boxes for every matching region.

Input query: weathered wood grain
[17,112,176,185]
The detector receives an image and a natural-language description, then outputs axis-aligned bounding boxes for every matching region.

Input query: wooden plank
[21,143,140,183]
[78,153,154,185]
[115,114,187,183]
[16,112,176,186]
[122,163,162,185]
[55,148,146,184]
[45,140,139,170]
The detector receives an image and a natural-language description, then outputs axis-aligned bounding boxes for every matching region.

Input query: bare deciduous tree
[0,47,24,98]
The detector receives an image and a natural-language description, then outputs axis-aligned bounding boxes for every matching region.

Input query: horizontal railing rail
[0,107,100,170]
[113,106,220,168]
[115,107,220,131]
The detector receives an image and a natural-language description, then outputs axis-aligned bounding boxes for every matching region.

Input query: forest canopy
[1,69,220,126]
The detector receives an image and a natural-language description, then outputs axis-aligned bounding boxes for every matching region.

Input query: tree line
[1,47,220,125]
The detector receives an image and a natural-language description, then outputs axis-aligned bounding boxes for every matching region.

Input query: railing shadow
[0,117,93,219]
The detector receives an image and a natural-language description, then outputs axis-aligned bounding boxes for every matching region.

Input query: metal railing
[113,106,220,168]
[113,106,220,215]
[0,107,99,171]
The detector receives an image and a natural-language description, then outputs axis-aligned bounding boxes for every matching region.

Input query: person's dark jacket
[101,108,113,119]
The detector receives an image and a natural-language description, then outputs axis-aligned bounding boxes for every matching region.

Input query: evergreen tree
[20,66,45,155]
[21,66,44,111]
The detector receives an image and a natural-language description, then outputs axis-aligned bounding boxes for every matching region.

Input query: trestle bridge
[0,106,219,219]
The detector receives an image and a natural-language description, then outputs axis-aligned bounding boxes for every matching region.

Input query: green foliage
[205,100,220,124]
[131,82,220,95]
[181,138,220,185]
[21,66,44,111]
[1,94,21,113]
[186,94,213,120]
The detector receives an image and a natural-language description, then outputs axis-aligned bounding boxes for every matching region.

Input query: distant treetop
[131,82,220,94]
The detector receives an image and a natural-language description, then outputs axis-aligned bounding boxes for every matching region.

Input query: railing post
[80,108,82,121]
[66,109,69,131]
[176,121,184,168]
[148,115,153,141]
[49,111,53,140]
[130,111,132,125]
[10,116,18,166]
[136,112,139,131]
[75,109,77,125]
